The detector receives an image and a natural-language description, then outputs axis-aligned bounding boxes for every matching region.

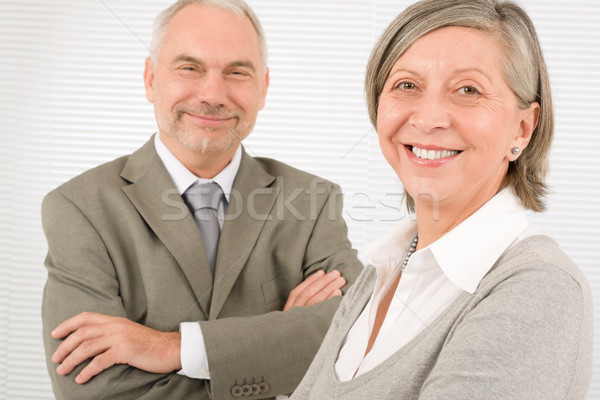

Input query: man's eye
[460,86,480,95]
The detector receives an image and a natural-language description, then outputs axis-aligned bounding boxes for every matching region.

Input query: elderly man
[41,1,362,399]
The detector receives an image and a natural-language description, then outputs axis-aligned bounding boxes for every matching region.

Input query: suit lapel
[120,137,213,318]
[209,149,277,319]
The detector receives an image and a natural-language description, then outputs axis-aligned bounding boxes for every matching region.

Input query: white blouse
[335,188,538,381]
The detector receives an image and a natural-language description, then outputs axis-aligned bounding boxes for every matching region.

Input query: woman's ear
[509,102,540,160]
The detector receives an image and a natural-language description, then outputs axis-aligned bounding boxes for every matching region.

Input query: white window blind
[0,1,598,398]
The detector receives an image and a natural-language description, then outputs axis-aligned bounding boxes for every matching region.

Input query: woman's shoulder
[491,235,589,294]
[477,234,592,327]
[464,235,594,396]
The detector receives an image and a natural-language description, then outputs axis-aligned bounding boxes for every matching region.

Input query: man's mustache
[174,104,243,121]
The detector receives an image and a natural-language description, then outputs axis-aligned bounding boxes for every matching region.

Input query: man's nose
[191,72,227,107]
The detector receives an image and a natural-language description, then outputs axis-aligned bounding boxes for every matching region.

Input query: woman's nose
[408,91,451,134]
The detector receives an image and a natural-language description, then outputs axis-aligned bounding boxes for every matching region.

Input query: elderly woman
[291,0,593,398]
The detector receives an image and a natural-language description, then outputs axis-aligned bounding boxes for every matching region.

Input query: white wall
[0,1,598,398]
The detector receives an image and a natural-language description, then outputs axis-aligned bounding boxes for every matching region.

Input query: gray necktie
[182,182,224,276]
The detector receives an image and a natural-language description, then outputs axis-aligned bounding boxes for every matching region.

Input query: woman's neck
[414,191,496,250]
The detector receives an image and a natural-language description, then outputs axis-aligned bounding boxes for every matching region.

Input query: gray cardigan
[291,236,593,399]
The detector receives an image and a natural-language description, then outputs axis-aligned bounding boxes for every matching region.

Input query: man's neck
[159,133,237,179]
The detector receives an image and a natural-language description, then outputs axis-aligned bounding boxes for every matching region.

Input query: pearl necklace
[401,234,419,272]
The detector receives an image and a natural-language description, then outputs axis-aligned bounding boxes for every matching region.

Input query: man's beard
[163,103,248,154]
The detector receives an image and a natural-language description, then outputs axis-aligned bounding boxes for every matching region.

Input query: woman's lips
[404,145,461,165]
[411,145,459,160]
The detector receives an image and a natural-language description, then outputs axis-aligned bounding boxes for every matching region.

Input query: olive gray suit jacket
[41,137,362,400]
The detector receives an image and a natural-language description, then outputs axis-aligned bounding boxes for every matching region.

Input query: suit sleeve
[41,190,207,400]
[290,267,375,399]
[199,183,363,399]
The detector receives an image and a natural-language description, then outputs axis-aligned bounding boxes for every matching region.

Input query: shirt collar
[363,188,531,294]
[154,133,242,202]
[429,188,530,293]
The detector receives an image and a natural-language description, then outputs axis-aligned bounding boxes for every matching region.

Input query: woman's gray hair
[366,0,553,212]
[150,0,268,68]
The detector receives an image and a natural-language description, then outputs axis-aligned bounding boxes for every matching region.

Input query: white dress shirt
[335,188,538,381]
[154,134,241,379]
[154,134,241,229]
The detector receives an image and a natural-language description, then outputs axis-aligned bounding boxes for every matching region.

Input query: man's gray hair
[150,0,268,68]
[365,0,553,212]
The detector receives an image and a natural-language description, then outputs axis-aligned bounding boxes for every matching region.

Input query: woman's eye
[396,82,416,90]
[460,86,480,95]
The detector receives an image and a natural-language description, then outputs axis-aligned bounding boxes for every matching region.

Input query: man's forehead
[162,8,259,51]
[166,4,251,35]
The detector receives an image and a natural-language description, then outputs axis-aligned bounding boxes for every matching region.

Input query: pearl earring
[511,147,520,155]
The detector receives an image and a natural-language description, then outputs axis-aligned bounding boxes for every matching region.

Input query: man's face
[144,5,269,156]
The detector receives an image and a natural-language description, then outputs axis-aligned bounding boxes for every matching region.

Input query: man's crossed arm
[51,269,346,384]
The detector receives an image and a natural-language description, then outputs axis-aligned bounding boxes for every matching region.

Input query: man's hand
[51,312,181,384]
[283,270,346,311]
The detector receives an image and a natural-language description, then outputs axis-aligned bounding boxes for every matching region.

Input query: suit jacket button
[231,385,243,397]
[258,382,269,393]
[242,384,253,396]
[251,384,261,395]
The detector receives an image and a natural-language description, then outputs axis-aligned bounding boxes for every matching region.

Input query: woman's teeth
[412,146,459,160]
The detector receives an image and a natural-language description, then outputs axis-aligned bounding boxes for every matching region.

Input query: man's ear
[143,57,156,103]
[259,67,270,110]
[509,101,540,160]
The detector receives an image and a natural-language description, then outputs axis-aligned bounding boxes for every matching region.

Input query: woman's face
[377,26,538,214]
